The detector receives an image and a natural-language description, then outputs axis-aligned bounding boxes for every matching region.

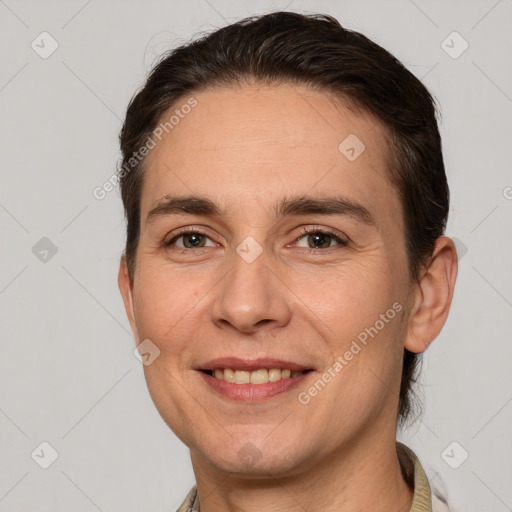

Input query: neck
[190,429,413,512]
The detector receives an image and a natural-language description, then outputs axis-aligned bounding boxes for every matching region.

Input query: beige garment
[176,442,435,512]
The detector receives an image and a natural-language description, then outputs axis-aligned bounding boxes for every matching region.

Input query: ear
[404,236,458,353]
[118,255,140,344]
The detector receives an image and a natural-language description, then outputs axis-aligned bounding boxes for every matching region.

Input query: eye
[165,230,217,249]
[294,228,348,250]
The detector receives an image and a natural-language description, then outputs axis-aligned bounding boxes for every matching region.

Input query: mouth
[196,358,314,402]
[201,367,311,384]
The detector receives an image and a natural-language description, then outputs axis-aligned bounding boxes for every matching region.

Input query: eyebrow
[146,194,375,227]
[147,195,221,219]
[277,196,375,226]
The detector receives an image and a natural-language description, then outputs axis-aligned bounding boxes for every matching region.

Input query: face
[120,84,416,476]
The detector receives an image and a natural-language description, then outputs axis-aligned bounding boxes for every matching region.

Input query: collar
[176,442,432,512]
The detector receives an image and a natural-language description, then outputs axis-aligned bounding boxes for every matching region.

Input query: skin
[118,83,458,511]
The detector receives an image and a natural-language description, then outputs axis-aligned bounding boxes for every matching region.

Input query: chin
[194,435,312,477]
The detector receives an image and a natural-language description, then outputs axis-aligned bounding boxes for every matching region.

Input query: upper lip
[197,357,312,372]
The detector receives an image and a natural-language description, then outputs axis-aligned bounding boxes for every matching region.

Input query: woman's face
[119,84,415,475]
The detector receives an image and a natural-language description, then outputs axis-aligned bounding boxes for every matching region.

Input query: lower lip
[198,371,311,402]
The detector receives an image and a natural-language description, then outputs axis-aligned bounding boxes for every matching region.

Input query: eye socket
[165,230,217,249]
[163,226,348,252]
[294,228,348,250]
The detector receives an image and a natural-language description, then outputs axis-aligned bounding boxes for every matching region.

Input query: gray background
[1,0,511,510]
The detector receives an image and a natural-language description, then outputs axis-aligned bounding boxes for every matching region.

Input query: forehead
[141,83,399,224]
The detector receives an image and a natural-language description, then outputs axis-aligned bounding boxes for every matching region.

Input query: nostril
[255,319,273,326]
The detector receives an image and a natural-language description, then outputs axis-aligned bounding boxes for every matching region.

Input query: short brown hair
[118,11,449,425]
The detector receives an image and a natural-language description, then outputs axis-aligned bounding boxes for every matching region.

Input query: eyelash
[164,227,213,251]
[163,226,349,253]
[294,226,349,252]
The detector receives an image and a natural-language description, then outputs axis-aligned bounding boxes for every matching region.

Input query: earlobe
[118,256,140,343]
[404,237,458,354]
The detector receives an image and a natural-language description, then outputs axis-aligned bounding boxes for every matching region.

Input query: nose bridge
[211,243,291,333]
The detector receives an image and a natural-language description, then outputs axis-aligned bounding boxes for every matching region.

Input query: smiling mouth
[201,368,312,384]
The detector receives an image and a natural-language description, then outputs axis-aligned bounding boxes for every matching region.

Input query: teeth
[268,368,281,382]
[209,368,304,384]
[250,369,268,384]
[234,370,250,384]
[224,368,235,383]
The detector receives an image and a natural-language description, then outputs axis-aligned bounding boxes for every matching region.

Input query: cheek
[301,268,406,417]
[132,264,201,343]
[292,258,400,337]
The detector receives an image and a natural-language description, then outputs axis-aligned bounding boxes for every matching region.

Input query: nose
[211,246,292,335]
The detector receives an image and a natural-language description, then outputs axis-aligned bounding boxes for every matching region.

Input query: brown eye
[181,233,207,248]
[293,229,348,250]
[166,231,216,249]
[307,232,332,249]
